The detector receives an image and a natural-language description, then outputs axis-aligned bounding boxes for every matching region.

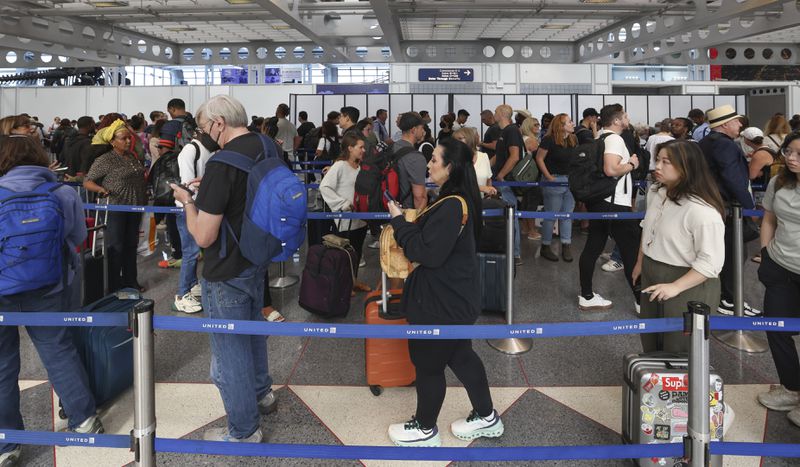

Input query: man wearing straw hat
[698,104,761,317]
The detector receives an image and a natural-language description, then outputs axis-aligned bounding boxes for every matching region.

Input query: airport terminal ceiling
[1,0,800,68]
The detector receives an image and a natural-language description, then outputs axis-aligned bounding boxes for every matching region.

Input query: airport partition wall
[290,93,748,137]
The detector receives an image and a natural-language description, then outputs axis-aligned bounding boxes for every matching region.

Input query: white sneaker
[635,303,641,314]
[450,410,504,441]
[758,385,800,411]
[203,427,262,443]
[367,240,379,249]
[388,418,441,447]
[578,293,613,311]
[257,390,278,415]
[190,283,202,299]
[0,446,21,467]
[73,415,104,434]
[358,258,367,268]
[172,293,202,314]
[601,260,623,272]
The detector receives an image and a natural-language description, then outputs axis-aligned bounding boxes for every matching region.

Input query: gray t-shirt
[394,139,427,207]
[275,117,297,155]
[763,177,800,274]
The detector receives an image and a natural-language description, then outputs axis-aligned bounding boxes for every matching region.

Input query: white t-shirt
[318,160,366,231]
[473,151,492,191]
[599,129,632,207]
[644,133,674,171]
[175,139,213,207]
[316,137,331,153]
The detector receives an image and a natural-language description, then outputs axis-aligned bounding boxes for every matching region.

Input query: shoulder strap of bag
[767,135,781,148]
[416,195,469,226]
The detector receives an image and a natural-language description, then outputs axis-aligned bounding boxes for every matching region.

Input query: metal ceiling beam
[576,0,782,63]
[250,0,352,62]
[654,42,800,65]
[25,4,373,17]
[0,14,178,64]
[173,42,385,66]
[369,0,404,63]
[624,1,800,63]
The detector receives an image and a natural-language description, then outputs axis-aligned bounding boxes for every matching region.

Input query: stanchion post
[713,203,768,353]
[269,261,299,289]
[488,205,532,355]
[130,299,156,467]
[685,301,710,467]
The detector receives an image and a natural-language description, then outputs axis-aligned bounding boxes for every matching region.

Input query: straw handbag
[379,195,468,279]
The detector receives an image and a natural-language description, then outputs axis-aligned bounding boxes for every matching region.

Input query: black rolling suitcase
[478,252,509,313]
[82,197,108,306]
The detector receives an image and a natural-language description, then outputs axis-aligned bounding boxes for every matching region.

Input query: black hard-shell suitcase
[81,197,108,306]
[478,252,515,313]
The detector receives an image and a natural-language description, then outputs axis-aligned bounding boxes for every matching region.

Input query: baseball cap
[741,127,764,141]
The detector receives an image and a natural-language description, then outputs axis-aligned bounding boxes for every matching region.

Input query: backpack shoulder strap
[190,141,201,177]
[417,195,468,225]
[394,146,416,160]
[210,150,256,172]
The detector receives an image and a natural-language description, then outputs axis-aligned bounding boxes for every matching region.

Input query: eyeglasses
[781,147,800,159]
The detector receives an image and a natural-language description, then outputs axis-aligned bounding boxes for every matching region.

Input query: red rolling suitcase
[365,271,416,396]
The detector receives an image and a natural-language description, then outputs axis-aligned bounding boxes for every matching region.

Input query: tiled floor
[11,227,800,466]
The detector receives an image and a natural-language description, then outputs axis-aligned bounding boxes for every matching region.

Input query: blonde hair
[519,117,540,140]
[452,127,479,153]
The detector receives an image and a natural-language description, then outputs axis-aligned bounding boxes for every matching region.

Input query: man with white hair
[170,94,277,443]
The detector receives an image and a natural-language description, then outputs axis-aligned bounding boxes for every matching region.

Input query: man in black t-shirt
[493,104,523,263]
[296,111,315,140]
[479,110,501,162]
[575,107,599,144]
[170,95,276,444]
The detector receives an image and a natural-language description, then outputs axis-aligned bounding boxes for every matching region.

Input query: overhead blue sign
[418,68,474,82]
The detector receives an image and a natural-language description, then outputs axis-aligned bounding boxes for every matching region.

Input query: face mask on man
[199,122,221,152]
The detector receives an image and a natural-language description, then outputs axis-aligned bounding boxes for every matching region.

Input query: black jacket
[390,197,479,325]
[61,133,92,176]
[698,132,755,209]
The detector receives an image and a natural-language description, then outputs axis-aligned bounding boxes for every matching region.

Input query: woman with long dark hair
[386,138,503,447]
[756,131,800,427]
[632,139,726,352]
[0,136,104,465]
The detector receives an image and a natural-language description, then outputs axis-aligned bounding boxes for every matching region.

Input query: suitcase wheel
[369,385,383,396]
[59,407,67,420]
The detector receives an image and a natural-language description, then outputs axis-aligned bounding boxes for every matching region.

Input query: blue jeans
[0,282,97,454]
[201,266,272,439]
[176,213,201,296]
[498,185,521,258]
[541,175,575,246]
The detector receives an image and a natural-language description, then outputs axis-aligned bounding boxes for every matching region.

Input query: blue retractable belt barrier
[709,316,800,332]
[743,209,765,218]
[289,160,332,166]
[84,203,183,214]
[292,169,323,174]
[0,430,130,449]
[154,439,684,461]
[518,211,645,220]
[0,312,128,327]
[710,442,800,458]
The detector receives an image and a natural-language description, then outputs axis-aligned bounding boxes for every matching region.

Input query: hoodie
[0,166,87,293]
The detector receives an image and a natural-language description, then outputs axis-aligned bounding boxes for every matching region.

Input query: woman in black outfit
[386,138,504,447]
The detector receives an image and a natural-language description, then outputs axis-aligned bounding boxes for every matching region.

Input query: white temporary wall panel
[296,94,323,125]
[714,95,736,112]
[411,94,434,114]
[670,96,693,121]
[389,94,412,136]
[191,87,207,114]
[323,95,345,127]
[504,95,527,114]
[527,95,549,119]
[625,95,647,127]
[604,95,624,107]
[736,95,747,115]
[120,86,192,119]
[577,95,604,116]
[453,94,481,130]
[647,96,670,127]
[344,94,367,121]
[480,94,504,137]
[691,95,714,113]
[549,95,573,121]
[86,88,119,118]
[0,89,15,119]
[367,94,389,124]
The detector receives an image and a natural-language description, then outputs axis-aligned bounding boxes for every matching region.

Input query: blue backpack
[212,134,307,265]
[0,182,65,296]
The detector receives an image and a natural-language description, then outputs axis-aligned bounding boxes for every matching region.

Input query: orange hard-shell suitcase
[364,271,416,395]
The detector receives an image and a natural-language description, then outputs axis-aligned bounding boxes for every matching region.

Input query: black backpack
[173,114,197,153]
[568,133,618,204]
[319,136,340,161]
[478,197,507,254]
[303,127,322,151]
[353,144,414,212]
[149,150,180,206]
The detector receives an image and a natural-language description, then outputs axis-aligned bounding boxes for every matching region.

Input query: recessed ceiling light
[541,24,570,30]
[165,26,197,32]
[370,24,379,30]
[224,0,254,4]
[372,36,382,40]
[434,23,457,29]
[272,24,292,30]
[579,0,617,3]
[88,1,129,6]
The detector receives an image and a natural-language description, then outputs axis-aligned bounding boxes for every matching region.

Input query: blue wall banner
[418,68,474,82]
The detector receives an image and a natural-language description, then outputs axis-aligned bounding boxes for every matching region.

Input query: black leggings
[106,211,142,292]
[758,248,800,391]
[578,200,641,302]
[408,338,493,429]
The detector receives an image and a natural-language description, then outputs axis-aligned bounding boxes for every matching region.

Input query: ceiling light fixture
[224,0,255,4]
[434,23,457,29]
[372,36,383,40]
[272,24,292,30]
[165,26,197,32]
[579,0,617,3]
[370,24,379,30]
[541,24,570,30]
[88,1,130,6]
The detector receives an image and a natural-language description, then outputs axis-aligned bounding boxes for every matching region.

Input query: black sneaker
[718,300,762,317]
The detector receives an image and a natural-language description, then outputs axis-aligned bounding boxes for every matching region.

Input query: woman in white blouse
[453,127,496,197]
[319,132,371,293]
[632,139,726,352]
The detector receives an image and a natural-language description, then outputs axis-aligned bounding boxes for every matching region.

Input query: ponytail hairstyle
[437,138,482,248]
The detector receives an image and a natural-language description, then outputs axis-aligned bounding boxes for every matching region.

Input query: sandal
[263,309,285,322]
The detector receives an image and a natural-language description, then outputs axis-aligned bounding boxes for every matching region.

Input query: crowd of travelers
[1,94,799,462]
